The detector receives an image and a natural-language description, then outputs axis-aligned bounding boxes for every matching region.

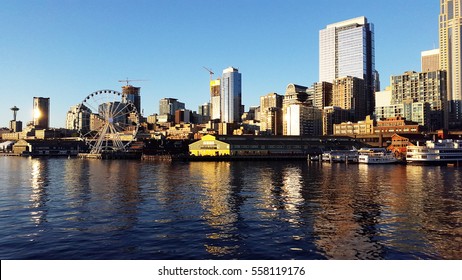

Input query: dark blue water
[1,157,461,259]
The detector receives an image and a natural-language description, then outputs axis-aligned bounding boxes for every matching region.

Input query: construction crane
[202,67,214,81]
[118,78,148,86]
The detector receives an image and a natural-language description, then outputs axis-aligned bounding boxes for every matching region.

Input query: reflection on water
[0,157,461,259]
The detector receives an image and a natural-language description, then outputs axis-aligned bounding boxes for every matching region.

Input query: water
[0,156,461,259]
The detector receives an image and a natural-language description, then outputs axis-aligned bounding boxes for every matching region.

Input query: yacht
[358,148,398,164]
[406,139,462,165]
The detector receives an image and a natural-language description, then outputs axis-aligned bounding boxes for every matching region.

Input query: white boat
[322,150,358,163]
[358,148,398,164]
[406,139,462,165]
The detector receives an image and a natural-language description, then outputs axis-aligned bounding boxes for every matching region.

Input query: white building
[221,67,242,123]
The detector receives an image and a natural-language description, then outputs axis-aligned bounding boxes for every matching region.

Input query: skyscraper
[122,85,141,116]
[221,67,242,123]
[439,0,462,128]
[319,16,375,117]
[210,78,221,120]
[33,97,50,129]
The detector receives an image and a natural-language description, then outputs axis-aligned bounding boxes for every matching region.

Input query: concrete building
[33,97,50,129]
[439,0,462,128]
[210,79,221,121]
[221,67,242,123]
[421,49,440,72]
[283,84,309,135]
[319,16,376,117]
[332,76,366,121]
[390,70,446,130]
[159,98,185,117]
[312,81,333,109]
[323,106,351,135]
[66,104,91,131]
[174,109,191,124]
[260,92,283,135]
[333,115,375,136]
[285,104,322,136]
[375,116,422,134]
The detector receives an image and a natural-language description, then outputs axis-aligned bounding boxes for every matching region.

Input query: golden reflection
[313,164,381,259]
[281,167,303,219]
[189,162,238,256]
[29,158,48,225]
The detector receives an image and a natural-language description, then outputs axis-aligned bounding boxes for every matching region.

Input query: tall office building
[122,85,141,116]
[439,0,462,128]
[221,67,242,123]
[33,97,50,129]
[319,16,375,117]
[421,49,440,72]
[210,78,221,120]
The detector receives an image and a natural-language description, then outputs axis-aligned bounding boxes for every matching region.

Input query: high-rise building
[421,49,440,72]
[33,97,50,129]
[66,104,91,131]
[319,16,375,116]
[282,83,322,136]
[260,92,283,135]
[390,70,447,130]
[332,76,366,122]
[210,79,221,121]
[159,98,185,116]
[221,67,242,123]
[439,0,462,128]
[122,85,141,116]
[311,81,333,109]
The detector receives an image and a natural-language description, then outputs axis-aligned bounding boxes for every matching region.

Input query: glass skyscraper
[319,16,375,117]
[221,67,242,123]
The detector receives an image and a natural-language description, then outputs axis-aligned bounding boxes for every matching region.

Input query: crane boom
[118,78,148,86]
[202,67,214,80]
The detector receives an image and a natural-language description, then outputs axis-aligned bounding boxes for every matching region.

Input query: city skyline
[0,0,439,128]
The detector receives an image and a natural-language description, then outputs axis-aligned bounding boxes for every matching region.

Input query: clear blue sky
[0,0,439,128]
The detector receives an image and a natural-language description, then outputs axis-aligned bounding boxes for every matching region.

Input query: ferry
[358,148,398,164]
[406,139,462,165]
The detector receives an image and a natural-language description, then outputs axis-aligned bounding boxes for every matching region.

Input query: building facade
[122,85,141,116]
[390,70,447,130]
[221,67,242,123]
[260,92,283,135]
[159,98,185,117]
[312,81,333,109]
[210,79,221,121]
[319,16,376,117]
[421,49,440,72]
[439,0,462,128]
[332,76,366,121]
[33,97,50,129]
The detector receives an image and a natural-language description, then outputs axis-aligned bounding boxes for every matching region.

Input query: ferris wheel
[75,89,139,154]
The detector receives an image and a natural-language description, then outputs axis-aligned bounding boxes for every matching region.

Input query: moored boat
[406,139,462,165]
[358,148,398,164]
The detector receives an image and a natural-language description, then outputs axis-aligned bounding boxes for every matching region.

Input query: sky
[0,0,439,128]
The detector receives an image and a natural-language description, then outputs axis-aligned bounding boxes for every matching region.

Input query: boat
[322,150,358,163]
[406,139,462,165]
[358,148,398,164]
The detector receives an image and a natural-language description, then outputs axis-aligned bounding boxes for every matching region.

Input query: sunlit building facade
[439,0,462,128]
[319,16,375,117]
[33,97,50,129]
[221,67,242,123]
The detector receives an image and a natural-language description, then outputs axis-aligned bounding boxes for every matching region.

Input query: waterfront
[0,157,461,259]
